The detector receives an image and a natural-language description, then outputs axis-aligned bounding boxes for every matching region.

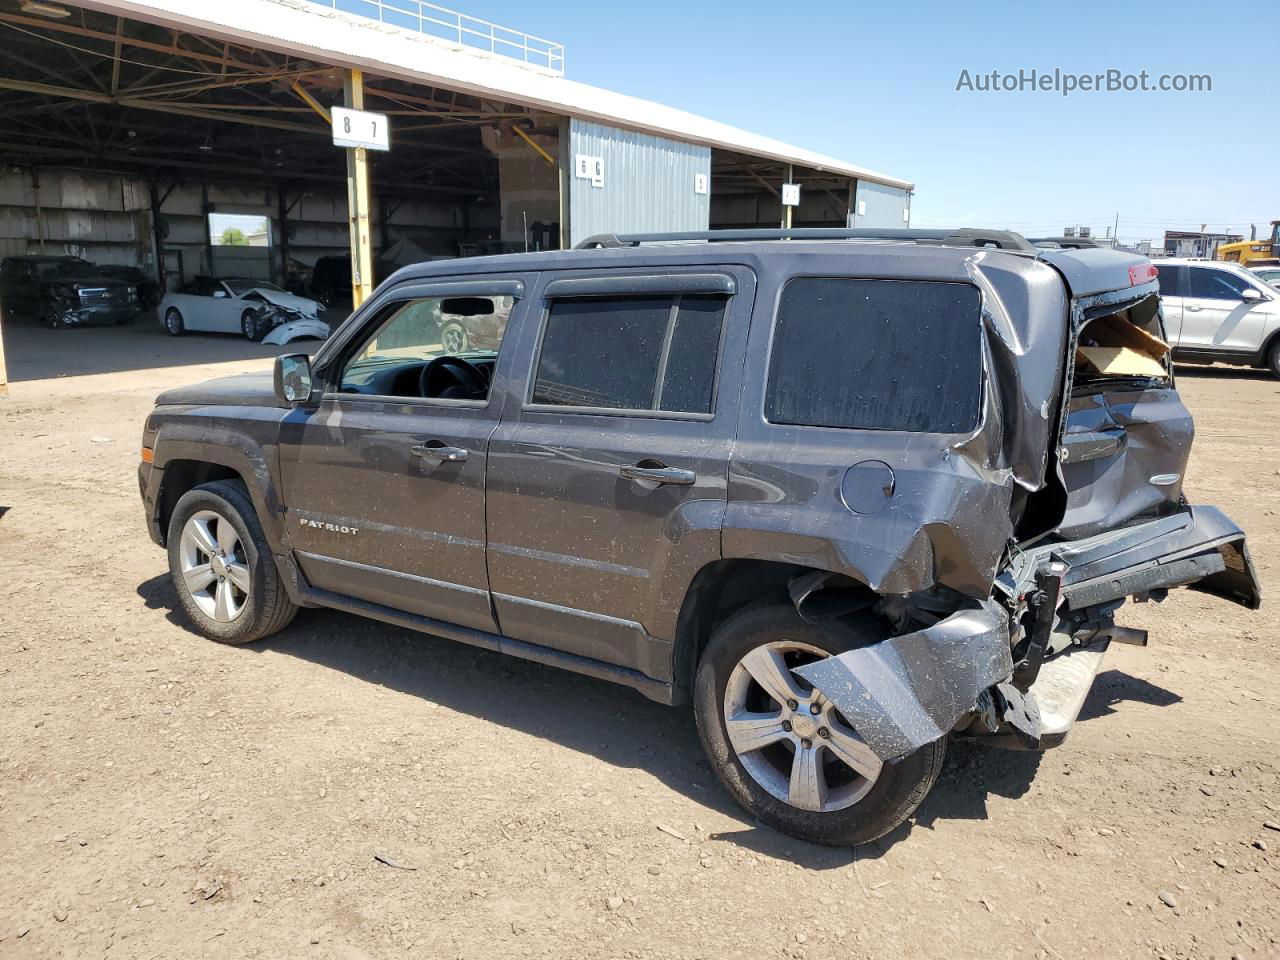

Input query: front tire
[241,309,264,341]
[694,603,945,846]
[1267,338,1280,379]
[166,480,298,645]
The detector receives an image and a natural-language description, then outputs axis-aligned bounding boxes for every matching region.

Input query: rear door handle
[620,461,696,486]
[1185,304,1202,312]
[413,441,468,463]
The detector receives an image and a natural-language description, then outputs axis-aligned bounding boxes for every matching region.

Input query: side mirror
[274,353,313,404]
[212,290,228,298]
[1241,287,1264,303]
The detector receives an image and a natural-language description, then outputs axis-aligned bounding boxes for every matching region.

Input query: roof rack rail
[576,227,1037,253]
[1026,236,1100,250]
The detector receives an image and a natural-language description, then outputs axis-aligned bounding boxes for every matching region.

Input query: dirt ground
[2,321,1278,960]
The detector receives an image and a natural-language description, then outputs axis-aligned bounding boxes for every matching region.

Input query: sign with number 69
[331,106,391,151]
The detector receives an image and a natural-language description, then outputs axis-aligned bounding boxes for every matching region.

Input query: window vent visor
[544,273,736,299]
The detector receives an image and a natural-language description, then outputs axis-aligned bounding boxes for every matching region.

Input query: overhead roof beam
[0,13,275,73]
[0,76,327,134]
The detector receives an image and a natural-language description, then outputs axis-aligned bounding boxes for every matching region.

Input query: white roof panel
[78,0,914,190]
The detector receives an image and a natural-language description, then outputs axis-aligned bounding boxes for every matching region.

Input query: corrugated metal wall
[567,119,710,247]
[0,168,151,264]
[849,179,911,229]
[0,166,491,291]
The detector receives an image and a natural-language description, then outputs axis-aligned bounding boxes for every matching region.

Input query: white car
[159,277,329,344]
[1153,258,1280,377]
[1248,264,1280,290]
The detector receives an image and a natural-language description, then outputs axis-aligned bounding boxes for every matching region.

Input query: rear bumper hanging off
[794,600,1013,762]
[795,504,1259,763]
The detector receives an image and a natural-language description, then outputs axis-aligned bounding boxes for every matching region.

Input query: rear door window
[1155,264,1185,298]
[531,295,726,414]
[765,277,983,433]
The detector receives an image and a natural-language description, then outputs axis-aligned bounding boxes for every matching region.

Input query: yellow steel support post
[0,299,8,399]
[782,163,794,231]
[344,69,375,309]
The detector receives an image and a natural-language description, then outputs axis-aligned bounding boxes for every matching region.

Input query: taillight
[1129,263,1158,286]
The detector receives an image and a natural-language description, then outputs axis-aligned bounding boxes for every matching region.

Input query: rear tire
[166,480,298,645]
[164,307,185,336]
[1267,338,1280,379]
[694,603,945,847]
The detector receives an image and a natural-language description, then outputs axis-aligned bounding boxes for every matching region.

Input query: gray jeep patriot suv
[138,228,1260,846]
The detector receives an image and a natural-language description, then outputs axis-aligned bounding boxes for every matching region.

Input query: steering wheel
[419,355,487,400]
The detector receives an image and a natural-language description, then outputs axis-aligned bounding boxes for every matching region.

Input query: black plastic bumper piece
[1008,505,1260,612]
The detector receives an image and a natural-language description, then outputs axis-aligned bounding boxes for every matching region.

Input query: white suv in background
[1154,259,1280,377]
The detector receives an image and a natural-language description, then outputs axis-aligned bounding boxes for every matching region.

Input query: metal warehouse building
[0,0,914,388]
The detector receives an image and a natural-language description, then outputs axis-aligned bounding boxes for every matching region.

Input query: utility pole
[1113,212,1119,246]
[0,297,8,399]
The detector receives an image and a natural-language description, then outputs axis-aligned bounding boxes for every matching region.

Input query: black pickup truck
[137,228,1259,846]
[0,255,141,327]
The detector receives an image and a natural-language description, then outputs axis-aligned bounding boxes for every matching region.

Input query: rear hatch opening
[1074,296,1170,384]
[1057,291,1193,541]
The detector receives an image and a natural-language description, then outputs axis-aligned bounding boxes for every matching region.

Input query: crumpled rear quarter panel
[723,250,1071,600]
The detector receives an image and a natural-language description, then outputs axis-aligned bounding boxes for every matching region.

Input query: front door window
[338,295,514,401]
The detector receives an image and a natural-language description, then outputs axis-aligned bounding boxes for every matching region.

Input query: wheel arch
[671,559,876,700]
[1257,327,1280,372]
[156,459,243,543]
[149,426,286,554]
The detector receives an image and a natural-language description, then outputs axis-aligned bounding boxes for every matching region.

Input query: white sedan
[159,277,330,343]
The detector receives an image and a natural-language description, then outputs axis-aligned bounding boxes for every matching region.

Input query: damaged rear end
[794,248,1259,762]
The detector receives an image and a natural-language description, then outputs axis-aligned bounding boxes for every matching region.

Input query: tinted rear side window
[765,278,983,433]
[1155,264,1185,298]
[532,295,725,413]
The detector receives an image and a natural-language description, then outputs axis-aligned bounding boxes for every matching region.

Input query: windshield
[225,279,284,296]
[36,259,91,279]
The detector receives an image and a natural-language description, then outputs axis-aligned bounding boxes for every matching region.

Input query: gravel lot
[2,323,1278,959]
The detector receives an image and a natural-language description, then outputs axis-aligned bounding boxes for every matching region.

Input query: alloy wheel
[441,323,468,353]
[723,640,883,813]
[178,509,250,622]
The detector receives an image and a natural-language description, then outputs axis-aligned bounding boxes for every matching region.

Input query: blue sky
[460,0,1278,244]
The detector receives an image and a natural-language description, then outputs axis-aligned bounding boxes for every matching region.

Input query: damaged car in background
[0,254,142,328]
[158,276,329,343]
[137,228,1259,847]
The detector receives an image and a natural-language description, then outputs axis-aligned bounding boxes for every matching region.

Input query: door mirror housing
[274,353,314,404]
[212,289,228,298]
[1240,287,1264,303]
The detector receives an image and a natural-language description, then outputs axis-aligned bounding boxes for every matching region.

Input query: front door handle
[620,460,696,486]
[1185,304,1202,312]
[413,441,468,463]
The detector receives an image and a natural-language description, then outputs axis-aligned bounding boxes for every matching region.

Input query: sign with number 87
[331,106,391,151]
